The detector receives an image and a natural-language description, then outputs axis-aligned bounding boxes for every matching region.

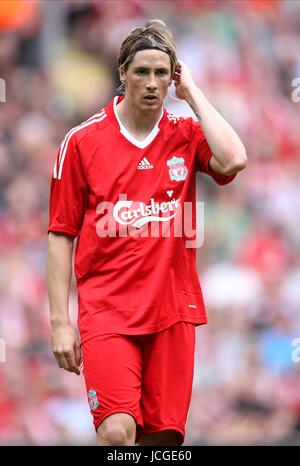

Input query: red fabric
[82,321,196,444]
[48,96,236,341]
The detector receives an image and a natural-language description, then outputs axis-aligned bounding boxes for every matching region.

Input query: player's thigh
[82,333,143,431]
[141,322,196,443]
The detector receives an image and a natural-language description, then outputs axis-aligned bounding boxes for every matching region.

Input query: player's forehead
[130,49,171,69]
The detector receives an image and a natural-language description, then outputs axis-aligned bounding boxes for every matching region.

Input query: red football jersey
[48,95,236,342]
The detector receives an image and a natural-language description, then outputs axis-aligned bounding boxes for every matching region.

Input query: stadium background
[0,0,300,445]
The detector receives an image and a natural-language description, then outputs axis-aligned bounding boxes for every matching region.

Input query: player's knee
[97,414,136,446]
[101,425,128,445]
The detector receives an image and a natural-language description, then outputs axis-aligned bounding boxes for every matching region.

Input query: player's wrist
[182,85,203,105]
[50,315,72,330]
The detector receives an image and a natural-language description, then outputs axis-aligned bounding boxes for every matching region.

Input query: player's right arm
[47,130,88,375]
[46,232,82,375]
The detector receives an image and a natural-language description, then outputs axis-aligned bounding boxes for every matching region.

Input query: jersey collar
[109,95,165,149]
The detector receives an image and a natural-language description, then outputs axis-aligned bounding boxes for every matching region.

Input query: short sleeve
[48,133,88,237]
[190,118,237,186]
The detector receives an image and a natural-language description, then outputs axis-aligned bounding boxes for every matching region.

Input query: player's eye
[136,69,148,75]
[156,70,168,76]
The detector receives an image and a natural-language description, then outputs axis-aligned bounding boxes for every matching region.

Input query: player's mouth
[143,94,158,102]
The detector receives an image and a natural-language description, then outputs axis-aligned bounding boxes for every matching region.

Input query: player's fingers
[173,71,180,83]
[53,348,80,374]
[53,349,65,369]
[74,341,82,367]
[64,349,80,375]
[59,354,70,371]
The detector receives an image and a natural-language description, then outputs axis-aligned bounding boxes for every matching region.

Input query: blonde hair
[117,19,177,95]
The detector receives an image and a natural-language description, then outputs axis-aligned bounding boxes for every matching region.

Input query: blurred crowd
[0,0,300,445]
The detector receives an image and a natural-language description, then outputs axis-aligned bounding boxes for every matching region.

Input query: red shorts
[81,322,196,445]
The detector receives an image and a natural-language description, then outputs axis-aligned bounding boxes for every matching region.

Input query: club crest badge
[88,389,99,411]
[167,156,188,182]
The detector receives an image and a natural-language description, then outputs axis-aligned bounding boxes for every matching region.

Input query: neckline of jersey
[112,95,164,149]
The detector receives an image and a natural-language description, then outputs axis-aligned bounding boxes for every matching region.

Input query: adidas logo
[137,157,153,170]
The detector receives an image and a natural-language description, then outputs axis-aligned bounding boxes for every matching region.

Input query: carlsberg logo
[113,197,181,228]
[95,193,205,248]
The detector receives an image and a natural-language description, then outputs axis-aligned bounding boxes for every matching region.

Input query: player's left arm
[173,60,247,176]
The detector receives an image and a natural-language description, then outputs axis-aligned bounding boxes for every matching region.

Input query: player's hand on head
[51,322,82,375]
[173,60,197,101]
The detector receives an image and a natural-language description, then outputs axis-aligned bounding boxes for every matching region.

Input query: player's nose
[146,73,157,90]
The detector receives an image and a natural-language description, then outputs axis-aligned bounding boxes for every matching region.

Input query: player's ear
[172,64,181,84]
[119,65,126,85]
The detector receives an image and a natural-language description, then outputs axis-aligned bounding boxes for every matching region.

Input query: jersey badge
[167,156,188,182]
[88,389,99,411]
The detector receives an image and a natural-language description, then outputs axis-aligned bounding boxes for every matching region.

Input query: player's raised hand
[51,322,82,375]
[173,60,197,101]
